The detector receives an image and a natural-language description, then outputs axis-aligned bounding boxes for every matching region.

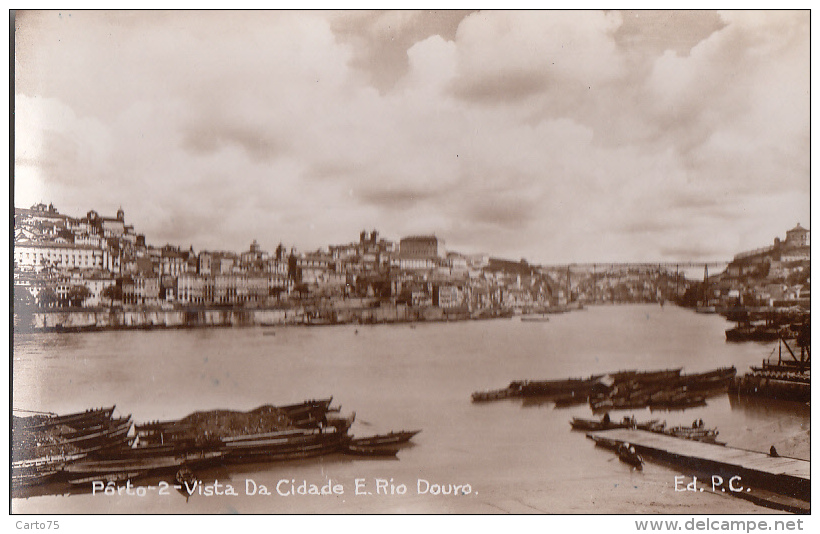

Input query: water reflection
[728,393,811,419]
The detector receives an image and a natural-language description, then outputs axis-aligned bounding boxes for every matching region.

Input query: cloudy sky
[14,10,810,264]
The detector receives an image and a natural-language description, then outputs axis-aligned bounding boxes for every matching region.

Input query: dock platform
[587,429,810,511]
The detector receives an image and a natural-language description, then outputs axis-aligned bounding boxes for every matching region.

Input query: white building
[14,240,105,272]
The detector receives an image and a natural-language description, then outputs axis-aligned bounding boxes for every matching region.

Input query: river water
[11,304,810,514]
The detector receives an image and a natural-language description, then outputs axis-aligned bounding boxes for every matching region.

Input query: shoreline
[13,303,586,334]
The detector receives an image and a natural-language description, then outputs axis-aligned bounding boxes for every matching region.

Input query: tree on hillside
[67,285,92,307]
[101,284,123,305]
[37,287,58,308]
[269,286,286,301]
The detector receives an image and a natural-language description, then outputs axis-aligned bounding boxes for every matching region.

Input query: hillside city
[13,203,810,327]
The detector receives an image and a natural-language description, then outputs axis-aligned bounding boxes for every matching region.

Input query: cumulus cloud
[451,11,624,103]
[14,10,809,264]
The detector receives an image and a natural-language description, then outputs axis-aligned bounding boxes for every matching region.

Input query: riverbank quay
[586,429,810,513]
[14,300,575,333]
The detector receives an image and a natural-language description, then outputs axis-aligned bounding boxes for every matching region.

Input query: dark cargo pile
[178,405,293,438]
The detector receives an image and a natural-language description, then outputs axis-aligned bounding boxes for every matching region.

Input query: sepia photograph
[10,8,811,524]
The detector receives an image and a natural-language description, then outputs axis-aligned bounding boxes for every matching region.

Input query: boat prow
[618,443,644,470]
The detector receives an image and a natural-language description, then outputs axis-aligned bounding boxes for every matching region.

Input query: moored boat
[726,324,782,342]
[471,386,520,402]
[553,393,589,407]
[12,467,63,487]
[217,414,355,463]
[570,416,637,432]
[617,443,643,469]
[344,444,400,457]
[12,400,367,490]
[13,417,133,462]
[520,315,550,322]
[609,368,682,384]
[675,367,736,391]
[63,450,226,485]
[13,406,116,433]
[348,430,421,447]
[664,426,720,443]
[519,374,605,397]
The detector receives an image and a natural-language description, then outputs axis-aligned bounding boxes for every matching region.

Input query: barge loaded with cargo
[12,398,420,495]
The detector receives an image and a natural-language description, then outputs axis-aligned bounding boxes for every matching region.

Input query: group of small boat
[725,323,788,342]
[729,338,810,403]
[12,407,131,488]
[12,399,421,493]
[570,414,722,445]
[573,414,726,470]
[570,415,655,432]
[471,374,606,403]
[472,367,736,412]
[724,312,808,343]
[588,367,736,412]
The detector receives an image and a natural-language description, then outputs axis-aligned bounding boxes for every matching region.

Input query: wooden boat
[675,367,736,391]
[13,406,116,432]
[126,420,354,464]
[731,375,811,403]
[11,452,89,487]
[609,369,682,384]
[277,397,335,428]
[63,450,225,485]
[617,443,643,469]
[348,430,420,447]
[133,421,198,448]
[634,419,661,431]
[12,467,63,487]
[133,398,336,449]
[591,397,650,411]
[278,397,334,417]
[217,415,355,463]
[519,374,605,397]
[520,315,550,322]
[39,416,134,441]
[175,466,197,487]
[15,417,132,446]
[664,426,720,443]
[13,417,133,462]
[570,416,634,431]
[726,324,782,342]
[553,393,589,407]
[344,444,400,457]
[471,386,520,402]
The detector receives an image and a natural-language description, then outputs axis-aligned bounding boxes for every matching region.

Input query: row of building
[710,224,810,309]
[15,204,808,313]
[13,204,557,311]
